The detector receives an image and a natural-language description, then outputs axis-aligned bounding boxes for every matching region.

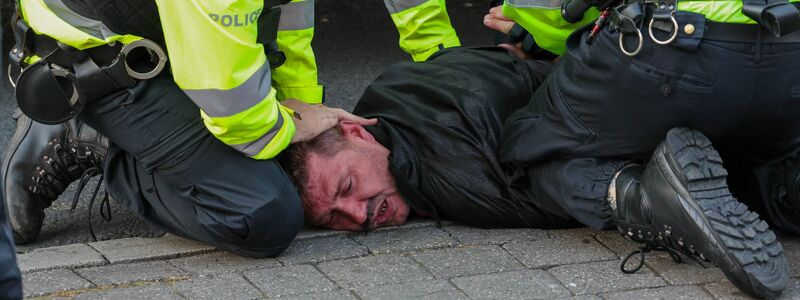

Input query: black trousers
[502,12,800,233]
[0,189,22,300]
[78,73,303,258]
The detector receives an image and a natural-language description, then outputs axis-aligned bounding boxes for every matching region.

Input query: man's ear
[339,120,378,144]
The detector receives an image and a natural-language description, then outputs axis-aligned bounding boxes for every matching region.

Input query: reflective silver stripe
[229,108,285,156]
[183,63,272,118]
[384,0,429,14]
[505,0,564,8]
[278,0,315,30]
[43,0,118,39]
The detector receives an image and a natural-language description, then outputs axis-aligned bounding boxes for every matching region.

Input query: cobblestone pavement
[5,1,800,299]
[17,221,800,299]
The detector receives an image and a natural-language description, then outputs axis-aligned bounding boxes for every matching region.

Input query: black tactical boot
[613,128,789,299]
[2,111,108,244]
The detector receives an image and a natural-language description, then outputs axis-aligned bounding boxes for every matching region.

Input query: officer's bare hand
[483,6,514,34]
[282,99,377,143]
[499,43,530,59]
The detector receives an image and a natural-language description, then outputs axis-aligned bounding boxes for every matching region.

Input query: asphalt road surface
[0,0,496,252]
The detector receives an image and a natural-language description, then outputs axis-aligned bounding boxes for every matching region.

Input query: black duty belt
[605,2,800,56]
[703,20,800,43]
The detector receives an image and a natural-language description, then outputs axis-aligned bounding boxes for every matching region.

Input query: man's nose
[338,198,368,227]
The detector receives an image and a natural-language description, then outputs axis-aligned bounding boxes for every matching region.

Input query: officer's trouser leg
[0,190,22,300]
[500,13,800,230]
[514,158,628,230]
[713,38,800,235]
[78,73,303,258]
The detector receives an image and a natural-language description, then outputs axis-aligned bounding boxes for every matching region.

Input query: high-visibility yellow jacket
[20,0,321,160]
[384,0,461,61]
[502,0,799,56]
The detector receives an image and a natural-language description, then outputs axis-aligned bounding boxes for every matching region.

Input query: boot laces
[619,226,710,274]
[69,143,112,242]
[31,138,111,242]
[68,166,111,242]
[30,139,76,200]
[621,245,682,273]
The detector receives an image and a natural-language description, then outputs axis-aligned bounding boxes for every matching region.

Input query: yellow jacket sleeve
[502,0,598,55]
[273,0,324,104]
[155,0,295,159]
[384,0,461,61]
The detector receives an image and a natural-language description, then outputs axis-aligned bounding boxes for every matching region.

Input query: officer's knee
[224,192,304,258]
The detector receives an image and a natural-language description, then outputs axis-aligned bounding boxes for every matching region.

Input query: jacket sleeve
[273,0,324,103]
[502,0,598,55]
[155,0,295,160]
[384,0,461,61]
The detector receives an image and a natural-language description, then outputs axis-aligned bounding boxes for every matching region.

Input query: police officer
[488,0,800,298]
[383,0,461,61]
[0,13,23,299]
[0,187,22,300]
[2,0,375,257]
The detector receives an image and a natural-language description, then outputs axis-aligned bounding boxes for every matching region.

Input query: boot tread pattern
[667,127,789,298]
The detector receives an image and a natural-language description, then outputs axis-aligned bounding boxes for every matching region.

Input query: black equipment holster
[8,0,290,125]
[743,0,800,37]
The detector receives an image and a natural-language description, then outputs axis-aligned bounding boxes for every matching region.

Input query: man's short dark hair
[280,127,351,212]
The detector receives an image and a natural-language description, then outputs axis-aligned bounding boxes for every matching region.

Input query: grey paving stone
[781,237,800,278]
[318,254,433,288]
[702,280,756,300]
[779,278,800,300]
[442,225,548,245]
[168,251,280,275]
[17,243,106,273]
[411,245,525,279]
[563,296,602,300]
[593,230,640,259]
[22,269,94,297]
[549,260,666,295]
[278,289,356,300]
[89,235,214,264]
[76,261,189,286]
[72,283,183,300]
[296,226,349,240]
[602,285,714,299]
[171,273,262,299]
[704,278,800,300]
[503,236,616,269]
[277,236,368,265]
[549,228,600,239]
[351,227,457,254]
[243,264,337,297]
[451,269,571,299]
[353,280,467,299]
[644,252,726,285]
[371,217,439,232]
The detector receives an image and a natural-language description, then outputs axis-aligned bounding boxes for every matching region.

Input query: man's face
[304,122,410,231]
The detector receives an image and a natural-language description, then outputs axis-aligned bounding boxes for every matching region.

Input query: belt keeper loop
[668,12,705,51]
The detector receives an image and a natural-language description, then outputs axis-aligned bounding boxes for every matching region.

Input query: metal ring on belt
[648,15,679,44]
[619,29,644,56]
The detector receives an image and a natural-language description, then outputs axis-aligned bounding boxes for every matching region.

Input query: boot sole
[662,127,789,299]
[1,115,36,244]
